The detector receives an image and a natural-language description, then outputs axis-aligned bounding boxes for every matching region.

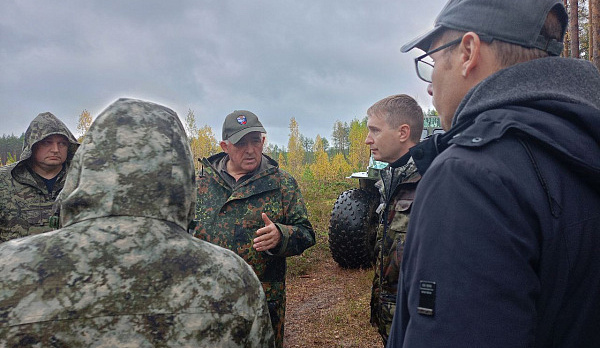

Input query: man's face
[221,131,265,174]
[31,134,69,172]
[365,114,406,163]
[427,36,466,131]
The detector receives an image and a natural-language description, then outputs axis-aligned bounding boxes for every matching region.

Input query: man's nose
[365,135,373,145]
[427,83,433,96]
[50,142,60,152]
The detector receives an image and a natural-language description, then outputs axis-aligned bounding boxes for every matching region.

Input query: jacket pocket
[389,200,412,232]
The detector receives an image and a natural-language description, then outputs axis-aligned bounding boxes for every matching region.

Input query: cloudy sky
[1,0,447,147]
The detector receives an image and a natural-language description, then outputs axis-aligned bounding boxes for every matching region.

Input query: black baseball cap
[222,110,266,144]
[401,0,567,56]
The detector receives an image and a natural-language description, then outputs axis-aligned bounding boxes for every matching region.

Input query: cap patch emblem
[237,116,247,125]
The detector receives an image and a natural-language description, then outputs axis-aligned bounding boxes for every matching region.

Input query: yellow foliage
[309,135,332,181]
[348,119,370,171]
[287,117,305,177]
[278,152,287,169]
[76,109,93,142]
[330,153,352,180]
[1,153,17,167]
[313,135,325,153]
[310,151,331,181]
[190,125,219,172]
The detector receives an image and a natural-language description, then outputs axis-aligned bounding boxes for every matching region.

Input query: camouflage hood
[58,98,196,230]
[20,112,79,163]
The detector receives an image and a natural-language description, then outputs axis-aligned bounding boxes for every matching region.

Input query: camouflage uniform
[194,152,315,348]
[0,98,274,347]
[0,113,79,242]
[370,156,421,345]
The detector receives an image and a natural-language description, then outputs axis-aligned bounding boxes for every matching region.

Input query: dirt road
[284,257,382,348]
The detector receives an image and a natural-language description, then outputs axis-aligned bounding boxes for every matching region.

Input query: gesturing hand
[253,213,281,252]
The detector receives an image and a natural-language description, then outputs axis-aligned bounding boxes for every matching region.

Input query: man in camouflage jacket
[365,95,423,345]
[0,98,274,347]
[0,112,79,242]
[194,110,315,348]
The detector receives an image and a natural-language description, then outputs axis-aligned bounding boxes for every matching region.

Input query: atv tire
[328,188,379,269]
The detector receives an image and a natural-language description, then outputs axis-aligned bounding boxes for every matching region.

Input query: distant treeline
[0,133,24,165]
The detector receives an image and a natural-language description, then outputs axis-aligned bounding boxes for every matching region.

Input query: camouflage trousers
[263,281,286,348]
[370,293,396,346]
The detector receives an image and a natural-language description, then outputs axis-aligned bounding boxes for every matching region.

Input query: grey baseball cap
[401,0,567,55]
[222,110,266,144]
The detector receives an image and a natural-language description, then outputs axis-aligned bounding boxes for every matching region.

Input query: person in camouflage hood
[0,98,274,347]
[194,110,315,348]
[364,94,423,346]
[0,112,79,242]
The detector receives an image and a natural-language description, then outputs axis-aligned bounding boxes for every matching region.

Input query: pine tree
[331,120,349,157]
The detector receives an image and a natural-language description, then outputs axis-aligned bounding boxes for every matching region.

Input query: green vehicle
[328,116,443,269]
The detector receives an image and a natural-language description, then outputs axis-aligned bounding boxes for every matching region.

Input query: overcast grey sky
[1,0,447,147]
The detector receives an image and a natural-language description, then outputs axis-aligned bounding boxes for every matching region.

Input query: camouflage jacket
[194,152,315,292]
[0,99,274,347]
[0,112,79,243]
[370,155,421,329]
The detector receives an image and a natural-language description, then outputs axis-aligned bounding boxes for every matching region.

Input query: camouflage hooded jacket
[370,155,421,331]
[194,153,315,292]
[0,98,274,348]
[0,112,79,242]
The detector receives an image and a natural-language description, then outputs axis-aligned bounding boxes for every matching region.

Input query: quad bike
[328,157,386,269]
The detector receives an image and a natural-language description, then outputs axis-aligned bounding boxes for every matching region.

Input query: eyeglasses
[414,38,462,83]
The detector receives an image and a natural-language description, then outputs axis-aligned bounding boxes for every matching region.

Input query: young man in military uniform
[365,94,424,345]
[0,112,79,242]
[194,110,315,348]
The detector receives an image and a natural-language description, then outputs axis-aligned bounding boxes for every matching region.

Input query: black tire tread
[328,188,379,269]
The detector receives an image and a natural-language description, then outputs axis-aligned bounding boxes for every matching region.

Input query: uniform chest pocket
[13,191,52,226]
[389,199,413,232]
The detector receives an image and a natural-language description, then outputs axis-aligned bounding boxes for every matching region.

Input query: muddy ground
[283,257,382,348]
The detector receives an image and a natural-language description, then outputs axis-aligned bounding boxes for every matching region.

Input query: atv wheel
[328,188,379,269]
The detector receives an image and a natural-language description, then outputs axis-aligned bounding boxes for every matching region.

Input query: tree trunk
[564,0,570,57]
[592,0,600,69]
[569,0,580,58]
[591,0,595,62]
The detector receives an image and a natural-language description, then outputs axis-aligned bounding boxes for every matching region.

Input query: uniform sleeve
[271,173,315,257]
[389,152,540,347]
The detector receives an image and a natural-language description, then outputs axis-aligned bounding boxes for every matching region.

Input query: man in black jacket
[388,0,600,347]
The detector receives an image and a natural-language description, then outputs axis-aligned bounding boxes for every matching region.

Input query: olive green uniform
[0,112,79,242]
[370,156,421,345]
[194,152,315,348]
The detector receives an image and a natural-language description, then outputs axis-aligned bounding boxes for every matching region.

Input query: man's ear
[398,124,411,142]
[459,32,482,78]
[219,140,229,153]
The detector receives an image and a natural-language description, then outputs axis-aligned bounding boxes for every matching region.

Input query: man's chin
[242,162,258,171]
